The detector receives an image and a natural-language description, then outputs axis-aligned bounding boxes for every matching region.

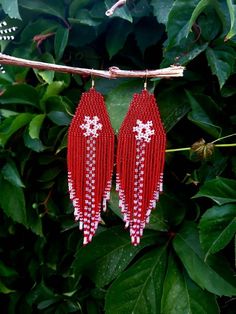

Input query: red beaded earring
[116,81,166,246]
[67,81,114,245]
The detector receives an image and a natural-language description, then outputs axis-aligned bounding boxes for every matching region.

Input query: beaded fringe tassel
[67,88,114,245]
[117,90,166,246]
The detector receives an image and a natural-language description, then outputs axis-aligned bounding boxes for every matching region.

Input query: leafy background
[0,0,236,313]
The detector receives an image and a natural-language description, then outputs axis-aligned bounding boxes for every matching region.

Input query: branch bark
[105,0,127,16]
[0,53,185,79]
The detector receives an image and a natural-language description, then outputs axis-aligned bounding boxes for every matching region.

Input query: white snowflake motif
[133,119,155,143]
[0,20,17,74]
[80,116,103,138]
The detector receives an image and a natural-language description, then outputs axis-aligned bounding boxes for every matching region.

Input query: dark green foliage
[0,0,236,313]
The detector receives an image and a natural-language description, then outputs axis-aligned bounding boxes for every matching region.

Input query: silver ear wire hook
[144,70,148,90]
[91,69,95,88]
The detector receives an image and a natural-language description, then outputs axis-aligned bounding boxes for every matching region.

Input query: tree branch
[105,0,127,16]
[0,53,185,79]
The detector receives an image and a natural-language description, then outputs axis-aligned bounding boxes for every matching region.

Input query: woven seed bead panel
[117,90,166,245]
[67,88,114,245]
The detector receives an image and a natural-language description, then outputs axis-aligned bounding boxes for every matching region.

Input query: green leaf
[37,299,60,310]
[166,0,200,49]
[0,0,21,19]
[19,17,58,43]
[27,207,43,237]
[197,7,221,41]
[157,86,191,132]
[151,0,175,25]
[69,0,93,16]
[54,72,71,88]
[0,109,18,118]
[26,281,55,305]
[186,91,222,138]
[29,114,46,139]
[106,20,133,58]
[130,0,152,18]
[157,192,187,227]
[134,17,164,55]
[35,53,55,84]
[74,9,102,26]
[0,84,39,107]
[67,19,97,46]
[37,167,62,182]
[27,208,43,237]
[108,189,123,219]
[0,281,15,294]
[47,111,71,126]
[0,175,27,226]
[105,246,167,314]
[42,82,66,103]
[213,1,232,37]
[54,26,69,61]
[161,254,219,314]
[43,95,72,116]
[73,226,160,288]
[206,46,235,88]
[193,177,236,205]
[162,42,208,67]
[232,156,236,176]
[173,222,236,296]
[105,80,143,132]
[0,113,34,147]
[55,132,67,154]
[221,85,236,97]
[0,260,18,277]
[1,161,25,188]
[199,204,236,260]
[109,192,165,233]
[24,129,46,152]
[193,152,228,182]
[187,0,211,34]
[225,0,236,41]
[19,0,65,20]
[146,210,169,232]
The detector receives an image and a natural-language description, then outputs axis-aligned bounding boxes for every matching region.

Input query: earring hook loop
[91,69,95,88]
[144,70,148,90]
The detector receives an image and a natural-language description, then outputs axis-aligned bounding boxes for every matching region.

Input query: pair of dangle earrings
[67,78,166,246]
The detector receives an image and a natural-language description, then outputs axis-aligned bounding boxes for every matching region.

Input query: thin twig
[211,133,236,144]
[165,147,190,153]
[0,53,185,79]
[166,143,236,153]
[106,0,127,16]
[214,143,236,147]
